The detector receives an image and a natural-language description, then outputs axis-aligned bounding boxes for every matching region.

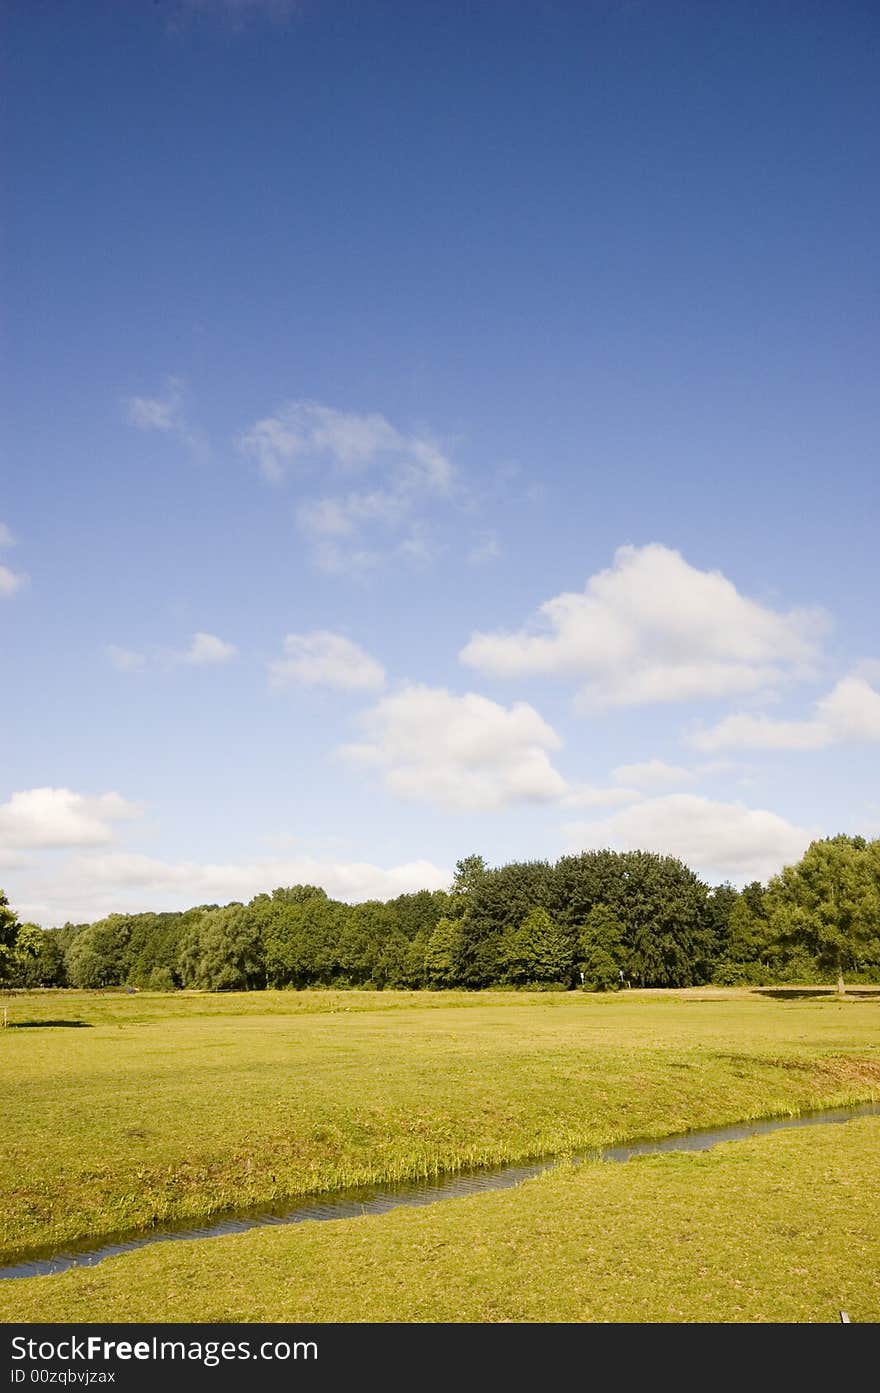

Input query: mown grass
[2,987,879,1268]
[4,1116,878,1323]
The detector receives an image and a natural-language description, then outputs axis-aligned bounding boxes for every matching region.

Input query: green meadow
[2,986,879,1321]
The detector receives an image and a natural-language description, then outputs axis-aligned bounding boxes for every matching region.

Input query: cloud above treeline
[11,851,451,929]
[563,793,816,885]
[340,683,568,812]
[460,543,827,709]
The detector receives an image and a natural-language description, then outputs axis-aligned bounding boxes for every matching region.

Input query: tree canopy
[2,839,879,995]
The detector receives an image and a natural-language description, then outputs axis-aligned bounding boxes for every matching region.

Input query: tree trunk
[837,953,845,997]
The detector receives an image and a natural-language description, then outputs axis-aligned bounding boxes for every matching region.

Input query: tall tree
[577,905,626,990]
[65,914,132,988]
[178,905,265,991]
[0,890,20,983]
[765,835,880,994]
[501,907,574,986]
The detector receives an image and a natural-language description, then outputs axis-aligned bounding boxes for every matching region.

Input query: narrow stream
[4,1100,878,1281]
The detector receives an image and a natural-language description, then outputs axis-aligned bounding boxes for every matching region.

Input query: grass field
[5,1115,878,1322]
[2,984,879,1296]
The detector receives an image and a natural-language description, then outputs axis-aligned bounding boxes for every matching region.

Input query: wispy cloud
[106,632,237,671]
[184,632,238,666]
[126,377,209,462]
[269,632,386,692]
[0,521,26,596]
[106,645,148,673]
[241,400,457,572]
[467,531,502,566]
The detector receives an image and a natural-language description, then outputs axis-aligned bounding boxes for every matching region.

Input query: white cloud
[563,793,816,885]
[241,401,455,571]
[107,645,147,672]
[612,759,696,790]
[0,522,15,547]
[269,632,386,692]
[14,851,450,928]
[0,564,25,598]
[184,632,238,666]
[0,788,143,849]
[691,674,880,752]
[460,544,827,709]
[126,378,208,461]
[340,683,568,812]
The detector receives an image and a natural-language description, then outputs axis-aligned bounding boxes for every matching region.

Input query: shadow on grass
[5,1020,92,1029]
[754,988,880,1001]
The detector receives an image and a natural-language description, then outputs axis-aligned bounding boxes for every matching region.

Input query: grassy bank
[4,1115,878,1322]
[2,987,878,1267]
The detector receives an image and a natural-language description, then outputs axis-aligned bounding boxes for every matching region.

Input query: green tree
[0,890,20,983]
[457,859,552,987]
[501,907,573,986]
[451,854,489,900]
[577,905,626,990]
[65,914,131,988]
[706,883,740,962]
[260,895,348,988]
[178,905,265,991]
[424,916,464,987]
[713,885,774,982]
[765,836,880,994]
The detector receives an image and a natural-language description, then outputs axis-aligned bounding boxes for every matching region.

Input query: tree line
[2,836,879,994]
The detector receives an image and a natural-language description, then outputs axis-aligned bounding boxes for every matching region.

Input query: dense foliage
[3,837,880,992]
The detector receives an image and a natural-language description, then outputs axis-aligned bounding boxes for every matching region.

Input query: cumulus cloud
[0,522,15,548]
[612,759,696,790]
[240,401,455,571]
[563,793,815,885]
[269,632,386,692]
[340,683,568,812]
[0,788,143,849]
[126,378,208,462]
[13,851,450,928]
[691,674,880,752]
[184,632,238,666]
[460,544,827,709]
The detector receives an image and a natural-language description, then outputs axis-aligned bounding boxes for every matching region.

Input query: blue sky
[2,0,879,925]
